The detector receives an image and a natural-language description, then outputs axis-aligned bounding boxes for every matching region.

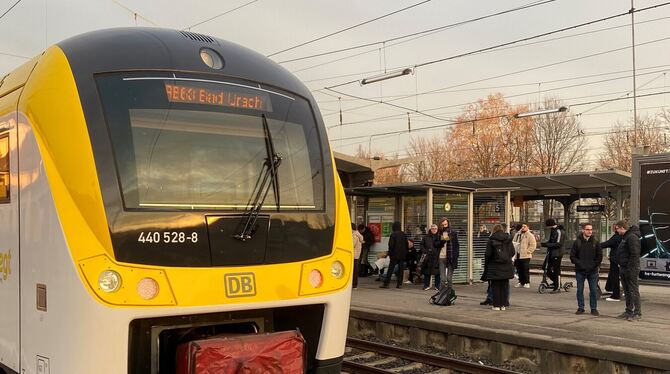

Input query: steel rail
[344,337,522,374]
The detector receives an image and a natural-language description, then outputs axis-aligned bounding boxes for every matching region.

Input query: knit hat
[545,218,557,227]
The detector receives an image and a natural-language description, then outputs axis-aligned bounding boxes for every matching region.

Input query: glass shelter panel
[366,197,396,262]
[472,193,507,282]
[433,193,468,284]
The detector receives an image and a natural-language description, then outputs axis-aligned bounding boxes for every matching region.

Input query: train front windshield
[96,73,325,211]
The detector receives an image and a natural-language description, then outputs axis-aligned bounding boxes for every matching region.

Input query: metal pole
[631,0,638,147]
[427,187,434,227]
[467,192,474,284]
[506,190,512,230]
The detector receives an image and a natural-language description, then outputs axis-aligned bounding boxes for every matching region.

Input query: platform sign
[639,162,670,281]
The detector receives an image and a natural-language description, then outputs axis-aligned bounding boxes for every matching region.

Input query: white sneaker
[514,283,523,288]
[523,284,530,288]
[404,280,412,284]
[606,297,620,302]
[501,306,506,311]
[423,287,431,291]
[492,307,501,311]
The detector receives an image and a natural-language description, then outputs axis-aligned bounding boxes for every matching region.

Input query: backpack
[429,286,457,306]
[494,238,515,263]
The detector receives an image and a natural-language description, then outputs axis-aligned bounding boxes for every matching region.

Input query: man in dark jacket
[438,217,460,290]
[570,223,603,316]
[614,220,642,321]
[601,230,623,301]
[358,224,375,276]
[541,218,565,292]
[381,221,409,289]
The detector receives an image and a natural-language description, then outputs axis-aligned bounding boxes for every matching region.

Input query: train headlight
[308,269,323,288]
[330,261,345,279]
[98,270,122,293]
[137,277,160,300]
[200,48,224,69]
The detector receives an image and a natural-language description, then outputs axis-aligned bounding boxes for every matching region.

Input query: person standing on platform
[614,221,642,321]
[421,224,441,290]
[381,222,408,289]
[485,224,514,310]
[405,238,418,284]
[351,223,364,289]
[541,218,565,292]
[601,228,623,301]
[358,224,375,277]
[570,223,603,316]
[513,223,537,288]
[438,217,460,290]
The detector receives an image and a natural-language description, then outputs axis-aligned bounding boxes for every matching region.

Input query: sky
[1,0,670,168]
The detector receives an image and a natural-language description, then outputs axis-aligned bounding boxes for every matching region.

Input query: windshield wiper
[234,114,282,241]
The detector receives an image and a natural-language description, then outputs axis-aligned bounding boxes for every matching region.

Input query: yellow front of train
[14,28,352,374]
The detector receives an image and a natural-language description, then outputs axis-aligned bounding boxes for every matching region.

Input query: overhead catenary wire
[326,65,670,128]
[182,0,259,30]
[328,89,670,144]
[322,2,670,92]
[302,14,670,86]
[339,119,670,159]
[0,0,22,21]
[316,61,670,104]
[323,33,670,120]
[109,0,159,26]
[277,0,556,64]
[266,0,433,58]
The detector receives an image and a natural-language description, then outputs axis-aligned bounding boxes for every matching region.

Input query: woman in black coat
[420,224,441,290]
[485,224,515,310]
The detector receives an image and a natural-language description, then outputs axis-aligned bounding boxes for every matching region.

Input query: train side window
[0,134,8,203]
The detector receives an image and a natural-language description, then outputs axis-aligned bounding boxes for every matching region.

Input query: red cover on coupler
[176,330,306,374]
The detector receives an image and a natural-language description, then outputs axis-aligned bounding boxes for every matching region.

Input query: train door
[0,91,20,372]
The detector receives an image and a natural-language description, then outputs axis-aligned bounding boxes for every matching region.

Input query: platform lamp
[360,68,413,85]
[513,106,568,118]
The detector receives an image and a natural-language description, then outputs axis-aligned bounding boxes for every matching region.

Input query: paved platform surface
[350,272,670,370]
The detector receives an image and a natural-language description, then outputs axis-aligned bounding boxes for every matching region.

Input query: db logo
[224,273,256,298]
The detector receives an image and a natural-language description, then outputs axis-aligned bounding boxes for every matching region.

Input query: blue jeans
[423,273,441,289]
[576,271,599,311]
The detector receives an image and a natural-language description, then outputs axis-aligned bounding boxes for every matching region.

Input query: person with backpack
[541,218,565,292]
[570,222,603,316]
[484,224,515,310]
[358,224,375,277]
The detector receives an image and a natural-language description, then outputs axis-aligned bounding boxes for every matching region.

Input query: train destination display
[165,83,273,112]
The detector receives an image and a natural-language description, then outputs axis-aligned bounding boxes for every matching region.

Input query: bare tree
[598,114,670,172]
[355,145,404,184]
[404,136,450,182]
[449,94,534,178]
[531,97,588,174]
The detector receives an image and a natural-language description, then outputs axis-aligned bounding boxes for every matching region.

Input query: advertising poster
[639,162,670,281]
[381,215,394,238]
[368,215,382,243]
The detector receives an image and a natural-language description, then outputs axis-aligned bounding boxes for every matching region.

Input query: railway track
[342,337,523,374]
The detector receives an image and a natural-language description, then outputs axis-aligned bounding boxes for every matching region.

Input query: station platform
[349,272,670,372]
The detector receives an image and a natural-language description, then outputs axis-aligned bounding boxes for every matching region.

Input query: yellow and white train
[0,28,352,374]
